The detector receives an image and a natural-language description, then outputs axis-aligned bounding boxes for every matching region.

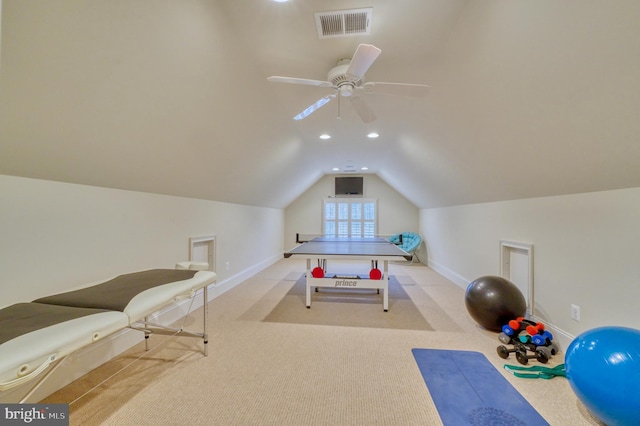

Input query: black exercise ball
[464,275,526,331]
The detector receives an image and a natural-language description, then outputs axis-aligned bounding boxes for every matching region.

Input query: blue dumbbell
[502,324,516,336]
[531,330,553,346]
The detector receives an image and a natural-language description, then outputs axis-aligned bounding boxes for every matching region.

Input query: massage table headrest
[175,261,209,271]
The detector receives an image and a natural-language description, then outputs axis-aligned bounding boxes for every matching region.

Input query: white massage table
[0,265,216,402]
[0,303,129,394]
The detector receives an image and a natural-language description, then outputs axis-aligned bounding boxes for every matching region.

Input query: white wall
[0,174,284,401]
[0,174,284,307]
[420,187,640,348]
[0,175,284,306]
[0,0,2,75]
[284,174,419,250]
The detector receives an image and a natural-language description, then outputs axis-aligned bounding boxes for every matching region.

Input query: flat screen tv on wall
[335,176,363,196]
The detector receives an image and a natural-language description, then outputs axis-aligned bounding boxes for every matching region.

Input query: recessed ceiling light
[367,132,379,138]
[361,167,369,170]
[319,134,331,140]
[273,0,289,3]
[332,167,340,171]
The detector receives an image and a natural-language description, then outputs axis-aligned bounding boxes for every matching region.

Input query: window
[323,198,377,237]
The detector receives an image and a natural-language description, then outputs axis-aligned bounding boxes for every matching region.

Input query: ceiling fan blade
[293,95,335,120]
[267,76,334,88]
[363,82,430,97]
[349,95,376,123]
[346,44,381,79]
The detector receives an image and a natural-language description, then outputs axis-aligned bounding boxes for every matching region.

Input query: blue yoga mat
[412,349,549,426]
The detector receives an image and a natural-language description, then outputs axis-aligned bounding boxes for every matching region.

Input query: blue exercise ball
[565,326,640,426]
[464,275,526,331]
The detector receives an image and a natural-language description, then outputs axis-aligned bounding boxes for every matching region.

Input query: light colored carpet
[258,274,433,330]
[41,259,603,426]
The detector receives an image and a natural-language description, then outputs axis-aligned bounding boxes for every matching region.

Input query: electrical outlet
[571,304,581,321]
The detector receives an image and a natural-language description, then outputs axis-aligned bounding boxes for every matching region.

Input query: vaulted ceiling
[1,0,639,209]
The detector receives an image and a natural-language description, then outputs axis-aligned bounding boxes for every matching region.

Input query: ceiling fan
[267,44,429,123]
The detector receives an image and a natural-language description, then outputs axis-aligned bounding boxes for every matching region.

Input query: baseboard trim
[426,258,471,289]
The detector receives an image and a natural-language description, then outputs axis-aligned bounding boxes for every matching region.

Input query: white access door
[500,241,534,316]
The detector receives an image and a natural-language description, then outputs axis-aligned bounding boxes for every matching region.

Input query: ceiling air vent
[315,8,372,39]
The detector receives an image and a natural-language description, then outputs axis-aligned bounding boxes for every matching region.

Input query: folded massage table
[0,265,216,402]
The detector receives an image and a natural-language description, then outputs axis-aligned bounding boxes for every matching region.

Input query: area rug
[261,275,433,330]
[412,349,549,425]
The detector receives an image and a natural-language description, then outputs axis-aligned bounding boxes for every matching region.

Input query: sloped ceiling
[1,0,639,209]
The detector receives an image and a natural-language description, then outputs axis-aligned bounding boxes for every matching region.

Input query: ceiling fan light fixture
[339,85,353,97]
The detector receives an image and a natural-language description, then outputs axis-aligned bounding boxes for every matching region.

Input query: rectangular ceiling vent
[315,8,372,39]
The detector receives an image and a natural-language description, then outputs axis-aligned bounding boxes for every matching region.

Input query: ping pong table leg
[383,260,389,312]
[306,258,311,308]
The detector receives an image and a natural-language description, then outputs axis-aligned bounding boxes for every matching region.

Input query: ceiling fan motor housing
[328,61,360,96]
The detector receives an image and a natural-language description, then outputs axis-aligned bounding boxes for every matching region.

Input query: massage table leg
[203,285,209,356]
[144,315,150,351]
[129,284,209,356]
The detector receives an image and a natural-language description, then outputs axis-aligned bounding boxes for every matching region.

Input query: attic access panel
[315,8,372,39]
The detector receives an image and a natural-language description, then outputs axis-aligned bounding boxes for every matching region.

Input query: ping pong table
[284,237,412,311]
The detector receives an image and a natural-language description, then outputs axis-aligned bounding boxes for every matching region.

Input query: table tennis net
[295,233,399,243]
